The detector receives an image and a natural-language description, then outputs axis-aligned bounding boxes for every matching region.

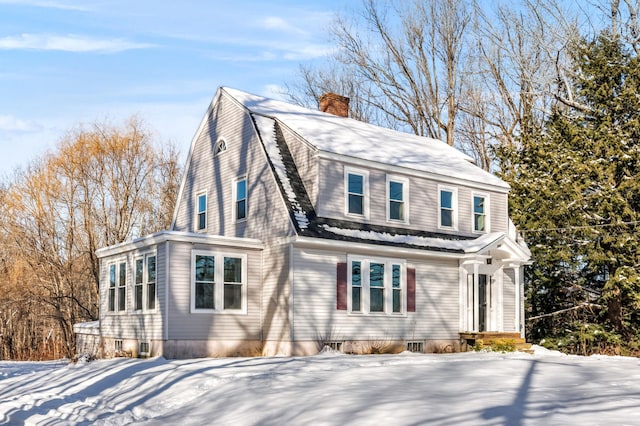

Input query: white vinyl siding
[99,244,167,341]
[292,247,459,341]
[166,241,262,340]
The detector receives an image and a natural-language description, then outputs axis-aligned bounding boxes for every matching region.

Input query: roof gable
[222,87,509,191]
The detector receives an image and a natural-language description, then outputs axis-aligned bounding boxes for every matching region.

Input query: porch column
[473,262,479,332]
[513,266,521,338]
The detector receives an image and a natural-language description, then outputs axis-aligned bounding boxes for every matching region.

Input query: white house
[75,87,531,358]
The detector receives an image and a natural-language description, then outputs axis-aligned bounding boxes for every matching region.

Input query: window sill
[347,311,408,318]
[190,309,248,315]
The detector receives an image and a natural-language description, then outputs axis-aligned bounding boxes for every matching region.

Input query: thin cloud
[0,33,155,53]
[262,16,307,36]
[0,114,40,132]
[0,0,90,11]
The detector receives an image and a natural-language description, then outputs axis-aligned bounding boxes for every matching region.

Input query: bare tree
[0,117,181,359]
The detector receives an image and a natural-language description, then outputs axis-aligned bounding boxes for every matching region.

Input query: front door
[478,274,488,332]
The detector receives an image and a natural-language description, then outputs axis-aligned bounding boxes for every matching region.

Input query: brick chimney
[319,93,349,118]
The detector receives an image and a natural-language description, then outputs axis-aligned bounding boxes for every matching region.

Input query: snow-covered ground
[1,347,639,425]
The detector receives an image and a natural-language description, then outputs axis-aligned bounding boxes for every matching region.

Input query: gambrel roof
[216,87,526,257]
[223,87,510,191]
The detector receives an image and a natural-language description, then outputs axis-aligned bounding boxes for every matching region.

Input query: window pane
[351,260,361,312]
[389,181,403,201]
[224,257,242,283]
[393,289,401,313]
[441,190,452,208]
[119,263,126,287]
[474,196,485,214]
[392,264,400,288]
[198,194,206,213]
[390,200,403,220]
[352,287,361,312]
[135,284,143,310]
[147,256,156,282]
[195,282,214,309]
[441,209,452,227]
[237,179,246,200]
[370,262,384,313]
[108,288,115,311]
[198,212,206,230]
[370,263,384,287]
[195,255,215,282]
[109,264,116,288]
[370,288,384,312]
[475,214,485,232]
[237,200,246,220]
[348,174,363,194]
[147,283,156,310]
[118,287,126,311]
[348,194,363,215]
[224,283,242,309]
[135,259,143,284]
[351,261,361,287]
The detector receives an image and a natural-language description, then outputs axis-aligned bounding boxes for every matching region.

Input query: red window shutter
[407,267,416,312]
[336,262,348,310]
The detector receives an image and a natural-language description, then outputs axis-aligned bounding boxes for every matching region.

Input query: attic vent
[407,341,423,353]
[319,93,349,118]
[323,341,343,352]
[215,139,227,155]
[139,341,150,357]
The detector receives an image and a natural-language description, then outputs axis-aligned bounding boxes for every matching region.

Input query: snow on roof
[322,225,504,253]
[252,114,309,230]
[223,87,509,190]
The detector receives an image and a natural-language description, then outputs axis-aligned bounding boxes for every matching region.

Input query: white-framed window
[387,175,409,223]
[134,253,157,312]
[215,138,227,155]
[191,250,247,314]
[344,166,369,218]
[438,186,458,230]
[233,177,247,222]
[473,193,490,233]
[347,256,405,315]
[108,260,127,312]
[196,192,207,231]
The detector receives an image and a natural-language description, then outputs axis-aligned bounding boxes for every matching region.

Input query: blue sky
[0,0,348,174]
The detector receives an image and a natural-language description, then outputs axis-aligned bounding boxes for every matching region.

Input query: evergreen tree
[497,32,640,355]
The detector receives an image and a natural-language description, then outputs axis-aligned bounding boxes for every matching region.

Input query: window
[439,187,457,229]
[224,257,242,309]
[351,261,362,312]
[108,260,127,313]
[387,176,408,222]
[192,250,247,313]
[147,255,156,310]
[194,254,215,310]
[344,167,369,217]
[347,256,405,315]
[392,264,401,313]
[473,194,489,232]
[196,192,207,231]
[215,138,227,155]
[139,342,150,356]
[118,262,126,311]
[134,254,156,311]
[234,177,247,221]
[135,258,144,311]
[108,264,116,312]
